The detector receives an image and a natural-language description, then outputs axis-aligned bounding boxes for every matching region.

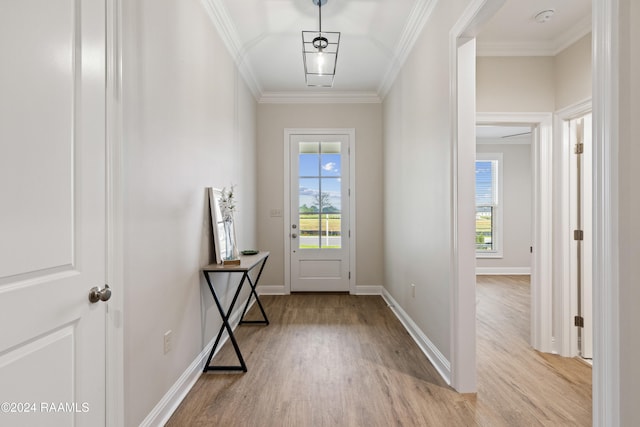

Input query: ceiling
[476,125,532,142]
[476,0,592,56]
[209,0,592,100]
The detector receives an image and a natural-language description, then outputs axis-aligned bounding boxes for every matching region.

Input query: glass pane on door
[298,141,342,249]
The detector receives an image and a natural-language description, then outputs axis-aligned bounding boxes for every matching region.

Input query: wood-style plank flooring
[167,276,591,426]
[474,275,591,426]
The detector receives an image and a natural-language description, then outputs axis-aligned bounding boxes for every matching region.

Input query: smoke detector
[534,9,555,23]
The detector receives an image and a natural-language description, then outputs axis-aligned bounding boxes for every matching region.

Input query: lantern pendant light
[302,0,340,87]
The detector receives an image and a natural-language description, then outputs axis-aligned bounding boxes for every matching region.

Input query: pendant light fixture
[302,0,340,87]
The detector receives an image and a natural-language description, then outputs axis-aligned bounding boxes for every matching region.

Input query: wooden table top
[202,251,269,272]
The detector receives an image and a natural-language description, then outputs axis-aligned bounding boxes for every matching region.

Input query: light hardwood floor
[167,276,591,426]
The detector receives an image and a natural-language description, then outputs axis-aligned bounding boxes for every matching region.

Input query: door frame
[451,35,478,392]
[283,128,356,294]
[592,0,620,424]
[106,0,125,425]
[476,112,554,354]
[554,99,592,358]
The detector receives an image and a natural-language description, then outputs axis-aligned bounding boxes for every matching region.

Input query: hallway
[167,277,591,426]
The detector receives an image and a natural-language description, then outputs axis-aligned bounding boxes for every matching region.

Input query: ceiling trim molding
[377,0,440,99]
[201,0,262,99]
[552,14,592,55]
[477,14,592,57]
[259,91,382,104]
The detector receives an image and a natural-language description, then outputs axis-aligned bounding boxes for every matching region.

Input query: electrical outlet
[164,330,173,354]
[411,283,416,298]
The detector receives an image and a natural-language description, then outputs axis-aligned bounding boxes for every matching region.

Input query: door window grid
[298,142,342,249]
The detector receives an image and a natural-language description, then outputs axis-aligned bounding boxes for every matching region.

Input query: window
[476,153,503,257]
[298,141,343,249]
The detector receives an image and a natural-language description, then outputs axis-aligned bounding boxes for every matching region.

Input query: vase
[223,219,237,260]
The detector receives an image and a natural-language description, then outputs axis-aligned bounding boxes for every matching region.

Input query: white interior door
[289,134,350,292]
[0,1,107,426]
[569,114,593,359]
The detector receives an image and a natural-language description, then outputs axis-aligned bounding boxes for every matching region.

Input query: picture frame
[208,187,226,264]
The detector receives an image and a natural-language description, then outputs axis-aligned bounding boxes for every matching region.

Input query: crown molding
[259,91,382,104]
[552,14,592,55]
[200,0,262,99]
[377,0,440,99]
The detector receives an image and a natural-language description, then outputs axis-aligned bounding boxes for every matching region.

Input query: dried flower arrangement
[218,185,236,222]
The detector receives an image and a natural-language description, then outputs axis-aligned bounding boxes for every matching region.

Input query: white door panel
[568,114,593,359]
[0,0,75,278]
[299,259,342,278]
[0,0,107,425]
[290,134,350,292]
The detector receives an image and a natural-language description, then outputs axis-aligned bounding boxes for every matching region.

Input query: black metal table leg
[203,271,248,372]
[201,252,270,373]
[239,256,270,325]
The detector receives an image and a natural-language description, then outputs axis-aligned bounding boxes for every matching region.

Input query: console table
[202,251,269,372]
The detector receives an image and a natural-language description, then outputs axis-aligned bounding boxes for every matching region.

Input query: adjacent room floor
[167,276,591,426]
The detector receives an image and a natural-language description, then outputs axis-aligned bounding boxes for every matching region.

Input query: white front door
[0,1,107,426]
[289,133,350,292]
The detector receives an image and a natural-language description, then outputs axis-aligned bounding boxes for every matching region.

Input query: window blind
[475,160,498,206]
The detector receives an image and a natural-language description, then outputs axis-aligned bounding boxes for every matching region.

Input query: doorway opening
[557,104,594,362]
[475,114,553,354]
[475,125,533,276]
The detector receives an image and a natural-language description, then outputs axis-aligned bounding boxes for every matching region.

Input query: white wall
[618,0,640,423]
[382,0,474,363]
[122,0,257,425]
[476,142,532,273]
[477,56,555,112]
[256,103,383,290]
[555,34,592,111]
[477,34,591,114]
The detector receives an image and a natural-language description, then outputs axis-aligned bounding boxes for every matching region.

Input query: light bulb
[316,52,325,75]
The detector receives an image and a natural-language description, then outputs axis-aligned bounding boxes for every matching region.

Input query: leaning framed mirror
[208,188,226,264]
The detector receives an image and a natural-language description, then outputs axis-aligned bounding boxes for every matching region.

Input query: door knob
[89,284,112,303]
[292,224,297,229]
[292,233,298,238]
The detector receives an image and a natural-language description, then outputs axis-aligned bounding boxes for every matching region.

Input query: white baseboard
[475,267,531,275]
[139,340,210,427]
[139,298,256,427]
[257,285,286,295]
[257,285,383,295]
[381,288,451,385]
[354,285,382,295]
